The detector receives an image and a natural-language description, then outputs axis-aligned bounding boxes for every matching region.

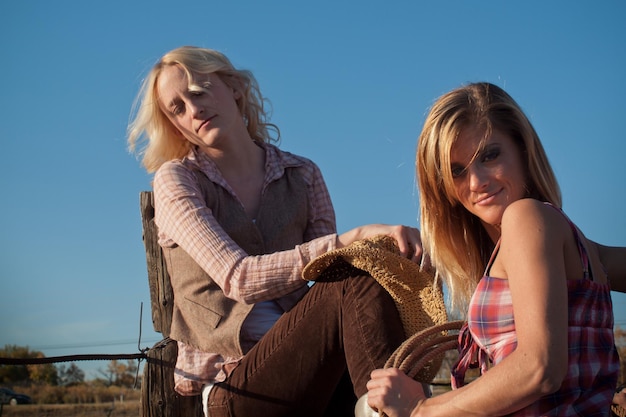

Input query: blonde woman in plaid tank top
[364,82,624,417]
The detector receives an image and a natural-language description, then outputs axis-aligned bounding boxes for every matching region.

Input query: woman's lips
[475,189,501,206]
[197,115,216,132]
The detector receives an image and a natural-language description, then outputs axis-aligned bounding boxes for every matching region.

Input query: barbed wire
[30,338,161,351]
[0,353,146,366]
[3,304,625,367]
[0,303,155,367]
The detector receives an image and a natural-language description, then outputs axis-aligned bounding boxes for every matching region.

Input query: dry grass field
[0,400,140,417]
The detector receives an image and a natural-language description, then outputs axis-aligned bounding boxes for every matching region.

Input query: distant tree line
[0,345,141,404]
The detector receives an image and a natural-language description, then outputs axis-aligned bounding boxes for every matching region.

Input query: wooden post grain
[140,191,173,336]
[139,191,202,417]
[142,339,202,417]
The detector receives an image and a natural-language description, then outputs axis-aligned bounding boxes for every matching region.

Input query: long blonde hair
[416,82,561,312]
[127,46,279,172]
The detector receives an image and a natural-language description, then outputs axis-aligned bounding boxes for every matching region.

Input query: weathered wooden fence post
[140,191,203,417]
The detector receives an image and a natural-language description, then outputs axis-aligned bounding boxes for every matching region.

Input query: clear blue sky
[1,1,625,379]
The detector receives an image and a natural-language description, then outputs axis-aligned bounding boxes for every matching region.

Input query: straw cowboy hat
[303,234,449,383]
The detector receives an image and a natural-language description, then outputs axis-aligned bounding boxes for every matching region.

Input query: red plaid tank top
[451,203,618,416]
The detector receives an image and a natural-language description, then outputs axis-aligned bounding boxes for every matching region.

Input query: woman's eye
[482,148,500,162]
[451,166,465,178]
[172,105,184,115]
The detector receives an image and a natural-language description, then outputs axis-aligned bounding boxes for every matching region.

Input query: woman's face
[156,65,243,148]
[450,127,528,235]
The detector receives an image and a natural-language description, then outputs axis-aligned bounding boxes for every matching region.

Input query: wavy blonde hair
[416,82,561,312]
[127,46,279,172]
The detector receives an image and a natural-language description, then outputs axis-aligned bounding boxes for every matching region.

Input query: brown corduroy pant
[206,274,405,417]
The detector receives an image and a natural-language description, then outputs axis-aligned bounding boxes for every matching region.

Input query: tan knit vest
[164,167,310,356]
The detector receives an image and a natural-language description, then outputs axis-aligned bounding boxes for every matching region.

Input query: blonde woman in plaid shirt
[365,82,622,416]
[128,46,423,417]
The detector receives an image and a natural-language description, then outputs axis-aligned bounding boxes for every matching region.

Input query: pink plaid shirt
[452,205,618,416]
[153,143,337,395]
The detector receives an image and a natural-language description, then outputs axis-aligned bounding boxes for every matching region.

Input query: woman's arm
[367,199,570,417]
[155,159,422,304]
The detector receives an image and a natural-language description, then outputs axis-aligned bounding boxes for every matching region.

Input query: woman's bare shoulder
[501,199,570,242]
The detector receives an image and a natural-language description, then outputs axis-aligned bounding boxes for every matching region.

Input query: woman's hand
[338,224,423,263]
[366,368,427,417]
